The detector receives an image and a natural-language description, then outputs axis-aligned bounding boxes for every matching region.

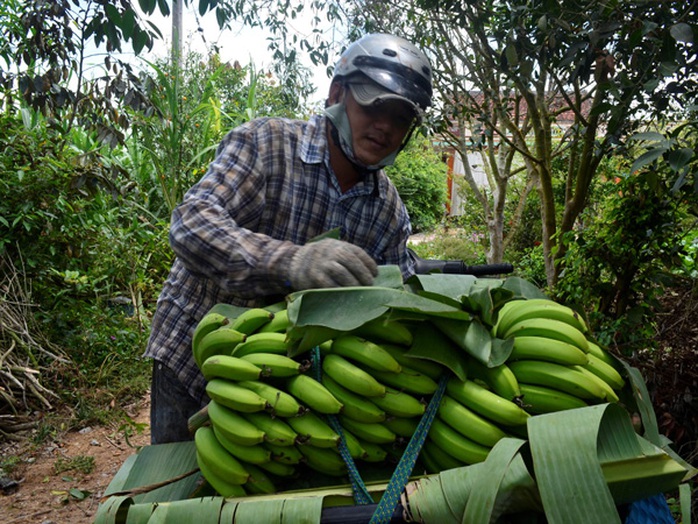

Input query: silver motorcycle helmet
[325,33,433,171]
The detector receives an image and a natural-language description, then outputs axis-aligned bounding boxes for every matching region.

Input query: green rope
[369,374,448,524]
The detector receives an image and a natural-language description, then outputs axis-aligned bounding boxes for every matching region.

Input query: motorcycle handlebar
[408,249,514,276]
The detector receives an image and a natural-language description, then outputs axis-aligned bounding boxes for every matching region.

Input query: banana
[582,352,625,390]
[194,325,247,370]
[321,373,386,423]
[242,462,277,495]
[367,366,438,396]
[231,332,290,358]
[229,307,275,335]
[422,440,466,471]
[586,340,622,369]
[418,444,443,474]
[496,298,589,337]
[205,378,269,413]
[428,417,491,465]
[242,411,298,447]
[518,383,589,414]
[340,428,367,460]
[328,335,402,373]
[446,377,531,427]
[212,425,272,465]
[508,360,609,401]
[570,364,620,402]
[256,459,297,478]
[354,435,388,463]
[298,445,347,477]
[192,312,229,363]
[265,442,304,464]
[236,380,304,417]
[352,316,414,347]
[509,335,589,366]
[201,354,263,382]
[284,374,344,414]
[369,386,426,418]
[377,343,444,381]
[207,400,266,446]
[196,451,248,497]
[256,308,291,334]
[437,394,508,447]
[286,411,341,448]
[339,415,397,444]
[240,352,306,378]
[232,333,289,358]
[382,416,419,439]
[194,426,250,485]
[465,358,521,400]
[502,318,589,353]
[322,353,386,397]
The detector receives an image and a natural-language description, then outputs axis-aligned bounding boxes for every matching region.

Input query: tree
[349,0,696,290]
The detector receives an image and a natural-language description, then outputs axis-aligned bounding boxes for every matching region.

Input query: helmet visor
[348,80,420,119]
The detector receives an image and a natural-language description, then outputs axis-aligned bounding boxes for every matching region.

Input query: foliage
[385,133,449,232]
[555,169,694,354]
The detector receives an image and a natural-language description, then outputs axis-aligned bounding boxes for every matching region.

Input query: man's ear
[327,80,344,106]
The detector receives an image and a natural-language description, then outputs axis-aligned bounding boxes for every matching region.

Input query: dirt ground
[0,397,151,524]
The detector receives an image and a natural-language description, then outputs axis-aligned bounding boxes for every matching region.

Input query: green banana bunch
[239,352,307,377]
[243,411,298,447]
[495,298,589,337]
[322,354,386,397]
[369,386,426,418]
[437,394,508,447]
[286,411,341,448]
[284,374,344,414]
[256,308,291,334]
[465,357,521,401]
[382,416,420,439]
[201,354,263,382]
[508,360,617,402]
[321,373,387,423]
[229,307,275,335]
[446,377,530,427]
[518,383,589,414]
[194,426,250,486]
[212,425,272,465]
[367,365,439,396]
[298,445,347,477]
[205,378,269,413]
[264,442,304,465]
[338,415,397,444]
[501,317,589,353]
[509,335,590,366]
[196,452,247,498]
[242,462,278,495]
[206,400,265,446]
[236,380,304,417]
[328,334,402,373]
[231,332,291,358]
[193,324,247,370]
[427,417,491,465]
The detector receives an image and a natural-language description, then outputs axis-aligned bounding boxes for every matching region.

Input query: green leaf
[138,0,157,15]
[407,321,468,381]
[501,276,548,299]
[631,147,668,173]
[669,22,693,44]
[432,317,513,366]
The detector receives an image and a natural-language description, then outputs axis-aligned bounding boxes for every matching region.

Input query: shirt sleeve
[168,120,300,299]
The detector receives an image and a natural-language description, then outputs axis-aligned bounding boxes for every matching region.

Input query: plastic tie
[368,373,448,524]
[311,347,374,505]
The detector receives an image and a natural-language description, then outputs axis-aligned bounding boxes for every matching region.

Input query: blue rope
[369,374,448,524]
[311,348,374,505]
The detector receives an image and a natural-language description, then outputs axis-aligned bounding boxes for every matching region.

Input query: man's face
[343,89,416,167]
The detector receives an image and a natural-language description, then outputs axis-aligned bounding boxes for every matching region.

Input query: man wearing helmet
[144,33,433,443]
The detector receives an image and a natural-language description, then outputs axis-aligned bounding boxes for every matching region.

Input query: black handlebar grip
[461,263,514,276]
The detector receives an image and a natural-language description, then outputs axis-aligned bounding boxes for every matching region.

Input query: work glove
[287,238,378,290]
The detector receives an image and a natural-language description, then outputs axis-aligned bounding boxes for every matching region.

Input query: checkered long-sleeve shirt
[144,115,414,402]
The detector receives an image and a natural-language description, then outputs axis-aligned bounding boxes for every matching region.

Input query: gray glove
[288,238,378,290]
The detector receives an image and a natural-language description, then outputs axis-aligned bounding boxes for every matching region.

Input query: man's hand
[288,238,378,290]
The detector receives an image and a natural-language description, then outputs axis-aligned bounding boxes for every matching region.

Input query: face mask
[324,101,400,171]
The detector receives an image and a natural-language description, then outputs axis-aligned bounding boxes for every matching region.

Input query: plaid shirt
[144,115,414,402]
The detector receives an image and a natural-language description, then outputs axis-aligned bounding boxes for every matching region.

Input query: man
[144,33,433,443]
